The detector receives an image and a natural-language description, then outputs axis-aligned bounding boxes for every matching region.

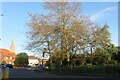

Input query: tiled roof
[0,48,16,65]
[0,48,16,57]
[28,56,39,59]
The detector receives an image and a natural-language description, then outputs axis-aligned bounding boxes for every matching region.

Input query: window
[12,58,15,61]
[4,56,8,60]
[9,62,11,64]
[10,57,12,60]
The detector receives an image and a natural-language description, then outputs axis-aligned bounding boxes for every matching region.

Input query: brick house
[0,49,16,65]
[0,37,16,65]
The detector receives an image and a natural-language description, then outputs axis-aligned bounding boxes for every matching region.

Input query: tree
[112,50,120,63]
[26,2,117,66]
[14,52,29,67]
[26,2,83,63]
[2,61,6,64]
[92,24,117,64]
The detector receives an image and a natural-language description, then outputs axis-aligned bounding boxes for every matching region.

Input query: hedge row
[51,64,120,74]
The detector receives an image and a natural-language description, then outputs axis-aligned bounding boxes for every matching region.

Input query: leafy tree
[26,2,117,66]
[2,61,6,64]
[113,50,120,63]
[14,52,29,67]
[26,2,83,63]
[92,24,117,64]
[99,24,117,64]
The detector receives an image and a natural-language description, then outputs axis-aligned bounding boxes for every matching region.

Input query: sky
[0,2,118,57]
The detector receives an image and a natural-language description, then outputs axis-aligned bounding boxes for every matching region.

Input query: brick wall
[0,49,16,65]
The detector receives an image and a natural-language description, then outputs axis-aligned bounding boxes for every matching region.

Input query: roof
[28,56,39,59]
[0,48,16,57]
[0,48,9,52]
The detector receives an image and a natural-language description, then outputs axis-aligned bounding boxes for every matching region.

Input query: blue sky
[0,2,118,56]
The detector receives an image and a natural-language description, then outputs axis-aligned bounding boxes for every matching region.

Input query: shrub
[51,64,120,74]
[50,63,56,71]
[104,64,119,73]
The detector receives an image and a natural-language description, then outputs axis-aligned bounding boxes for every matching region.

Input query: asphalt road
[8,68,119,80]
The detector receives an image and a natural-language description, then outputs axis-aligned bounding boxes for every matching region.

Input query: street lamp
[0,13,3,48]
[0,12,1,62]
[0,13,3,16]
[0,13,3,65]
[0,13,3,40]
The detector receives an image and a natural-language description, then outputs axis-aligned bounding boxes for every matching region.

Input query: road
[8,68,119,80]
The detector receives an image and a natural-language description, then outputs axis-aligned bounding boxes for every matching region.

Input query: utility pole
[0,13,3,65]
[0,13,3,64]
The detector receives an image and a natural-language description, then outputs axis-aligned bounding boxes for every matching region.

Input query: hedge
[50,64,120,74]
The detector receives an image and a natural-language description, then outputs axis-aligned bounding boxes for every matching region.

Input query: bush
[51,64,120,74]
[50,63,56,71]
[60,66,71,72]
[104,64,119,73]
[72,65,85,73]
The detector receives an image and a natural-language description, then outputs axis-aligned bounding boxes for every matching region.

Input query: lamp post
[0,13,3,80]
[0,13,3,16]
[0,13,3,64]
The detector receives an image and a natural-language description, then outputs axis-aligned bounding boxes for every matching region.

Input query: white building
[28,56,40,67]
[40,53,50,65]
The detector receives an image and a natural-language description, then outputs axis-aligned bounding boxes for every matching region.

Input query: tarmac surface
[8,68,119,80]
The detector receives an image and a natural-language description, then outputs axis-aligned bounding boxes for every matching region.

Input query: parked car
[1,64,7,67]
[6,64,13,68]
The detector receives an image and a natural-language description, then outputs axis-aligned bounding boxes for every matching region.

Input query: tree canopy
[26,2,117,66]
[14,52,29,67]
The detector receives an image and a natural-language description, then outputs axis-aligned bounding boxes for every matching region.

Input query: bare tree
[26,2,114,65]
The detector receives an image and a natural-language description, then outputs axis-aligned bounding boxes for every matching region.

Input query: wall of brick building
[0,49,16,65]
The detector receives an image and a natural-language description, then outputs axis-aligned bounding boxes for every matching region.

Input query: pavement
[8,68,120,80]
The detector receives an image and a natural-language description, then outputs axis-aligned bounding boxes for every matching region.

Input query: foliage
[52,64,120,74]
[26,2,118,66]
[112,50,120,63]
[14,52,29,67]
[2,61,6,64]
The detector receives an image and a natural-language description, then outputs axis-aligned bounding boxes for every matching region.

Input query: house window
[12,58,15,61]
[4,56,8,60]
[10,57,12,60]
[9,62,11,64]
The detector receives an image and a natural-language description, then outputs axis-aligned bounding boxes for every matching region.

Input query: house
[28,56,40,67]
[40,52,50,65]
[0,49,16,65]
[0,37,16,65]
